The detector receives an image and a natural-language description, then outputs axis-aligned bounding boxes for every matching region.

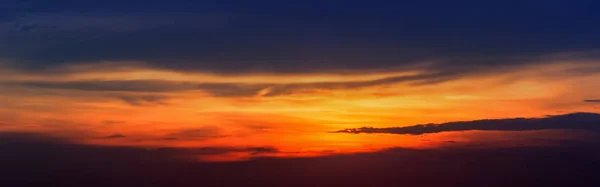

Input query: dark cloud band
[3,71,462,97]
[332,113,600,135]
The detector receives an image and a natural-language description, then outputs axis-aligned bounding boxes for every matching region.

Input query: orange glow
[1,60,600,161]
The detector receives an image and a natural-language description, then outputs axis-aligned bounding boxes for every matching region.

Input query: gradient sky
[1,0,600,161]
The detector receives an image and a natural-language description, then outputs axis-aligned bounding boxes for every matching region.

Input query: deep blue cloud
[1,0,600,75]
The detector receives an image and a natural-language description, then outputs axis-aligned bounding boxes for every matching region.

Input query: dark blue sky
[1,0,599,75]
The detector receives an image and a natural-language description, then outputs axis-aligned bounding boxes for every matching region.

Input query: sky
[2,1,600,182]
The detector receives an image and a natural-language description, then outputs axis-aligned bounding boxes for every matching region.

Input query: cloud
[332,112,600,135]
[1,1,600,78]
[256,71,461,96]
[116,95,170,106]
[101,120,125,125]
[0,132,67,143]
[0,131,277,162]
[164,126,227,140]
[11,23,59,32]
[2,131,600,186]
[101,134,126,139]
[195,83,271,97]
[6,71,462,97]
[11,80,198,92]
[585,99,600,103]
[155,146,279,156]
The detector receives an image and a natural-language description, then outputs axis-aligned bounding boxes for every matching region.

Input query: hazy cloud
[165,126,227,140]
[7,71,463,97]
[101,134,126,139]
[585,99,600,103]
[9,23,58,32]
[116,95,170,106]
[101,120,125,125]
[0,132,67,144]
[155,146,279,156]
[11,80,198,92]
[2,131,600,186]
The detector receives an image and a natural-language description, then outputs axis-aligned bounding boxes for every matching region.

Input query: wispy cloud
[101,134,126,139]
[164,126,227,140]
[116,95,169,106]
[5,71,461,97]
[0,131,278,163]
[155,146,279,156]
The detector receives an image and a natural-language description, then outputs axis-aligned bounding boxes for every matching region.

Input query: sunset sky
[1,0,600,164]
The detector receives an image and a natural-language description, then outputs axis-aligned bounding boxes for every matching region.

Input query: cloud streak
[116,95,170,106]
[0,131,277,161]
[102,134,126,139]
[164,126,227,140]
[155,146,279,156]
[5,71,462,97]
[332,113,600,135]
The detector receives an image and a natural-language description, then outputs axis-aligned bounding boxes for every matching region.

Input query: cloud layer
[1,0,600,76]
[2,131,600,187]
[4,71,463,97]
